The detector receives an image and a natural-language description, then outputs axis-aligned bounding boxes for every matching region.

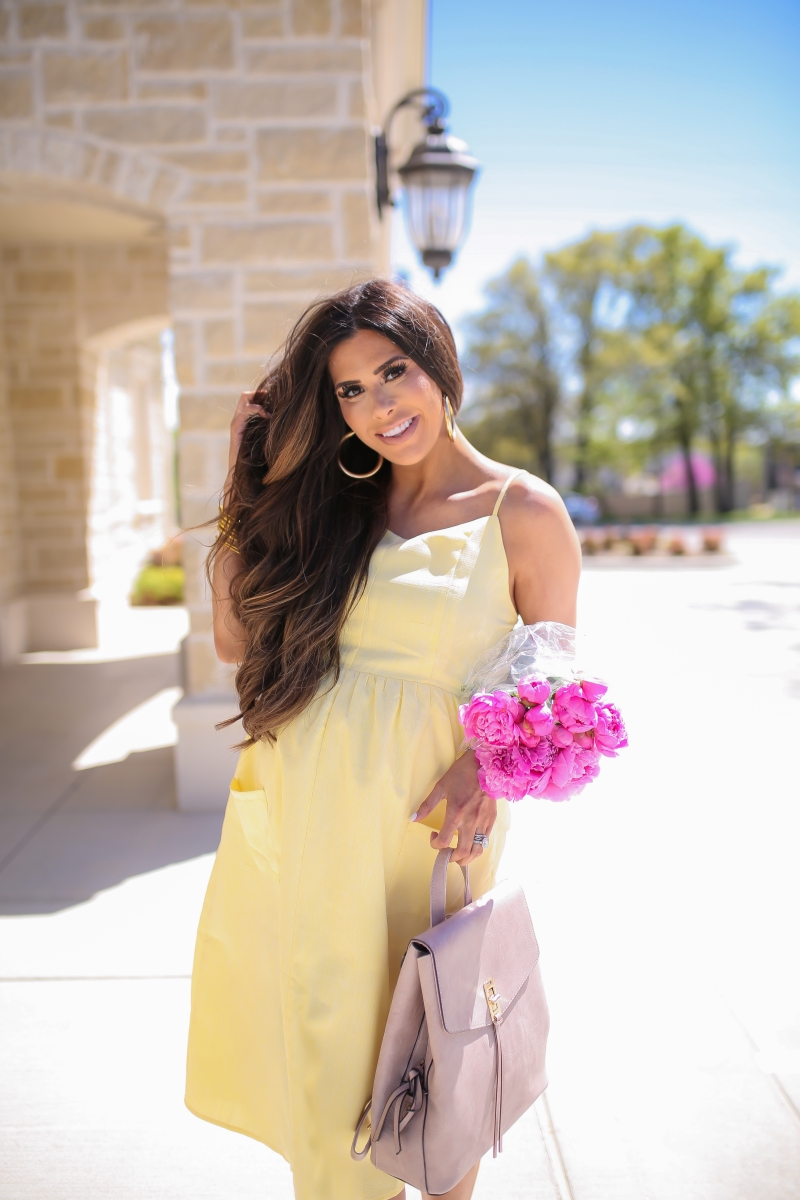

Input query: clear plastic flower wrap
[458,621,627,803]
[461,621,580,697]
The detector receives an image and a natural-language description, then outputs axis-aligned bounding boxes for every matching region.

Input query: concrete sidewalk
[2,526,800,1198]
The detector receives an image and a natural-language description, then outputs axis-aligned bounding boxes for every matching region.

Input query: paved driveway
[1,524,799,1199]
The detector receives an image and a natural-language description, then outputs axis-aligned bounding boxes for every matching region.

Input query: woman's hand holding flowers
[411,751,497,865]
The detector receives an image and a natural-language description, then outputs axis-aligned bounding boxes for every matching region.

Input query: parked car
[563,493,601,525]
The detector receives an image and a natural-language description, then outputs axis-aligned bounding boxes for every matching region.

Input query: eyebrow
[373,354,407,375]
[334,354,408,390]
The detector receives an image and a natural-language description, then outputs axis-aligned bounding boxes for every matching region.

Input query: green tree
[621,226,800,513]
[462,258,561,482]
[461,225,800,513]
[545,230,630,492]
[721,287,800,508]
[612,225,712,514]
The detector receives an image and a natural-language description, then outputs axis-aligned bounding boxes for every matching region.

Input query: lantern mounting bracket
[374,87,450,218]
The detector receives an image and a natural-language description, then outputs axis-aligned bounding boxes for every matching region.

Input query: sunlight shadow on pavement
[0,606,226,915]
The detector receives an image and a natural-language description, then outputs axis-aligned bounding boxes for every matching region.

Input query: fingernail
[409,813,417,822]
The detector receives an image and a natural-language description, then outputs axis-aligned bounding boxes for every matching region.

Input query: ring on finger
[473,833,490,851]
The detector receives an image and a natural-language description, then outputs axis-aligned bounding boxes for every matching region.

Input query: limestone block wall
[0,351,17,596]
[0,241,168,604]
[145,2,383,696]
[0,0,426,683]
[0,294,24,660]
[2,245,91,599]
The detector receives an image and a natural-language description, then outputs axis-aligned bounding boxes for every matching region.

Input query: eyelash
[338,361,407,400]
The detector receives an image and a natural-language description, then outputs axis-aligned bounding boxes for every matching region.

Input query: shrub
[130,564,185,606]
[629,528,657,556]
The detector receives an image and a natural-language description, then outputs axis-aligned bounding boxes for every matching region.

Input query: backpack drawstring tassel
[492,1022,504,1157]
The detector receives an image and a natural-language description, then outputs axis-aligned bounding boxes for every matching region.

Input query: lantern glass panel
[403,169,473,255]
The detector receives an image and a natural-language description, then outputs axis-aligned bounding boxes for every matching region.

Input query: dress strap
[491,469,526,517]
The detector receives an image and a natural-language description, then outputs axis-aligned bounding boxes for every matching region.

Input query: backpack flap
[412,879,539,1033]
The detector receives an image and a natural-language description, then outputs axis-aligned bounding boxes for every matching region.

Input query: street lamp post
[375,88,480,280]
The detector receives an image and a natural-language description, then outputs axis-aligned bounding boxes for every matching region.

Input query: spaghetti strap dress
[185,471,525,1200]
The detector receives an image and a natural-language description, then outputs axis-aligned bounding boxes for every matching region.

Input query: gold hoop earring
[443,394,456,442]
[337,431,384,479]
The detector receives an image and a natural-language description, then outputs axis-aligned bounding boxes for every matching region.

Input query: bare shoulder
[496,471,575,540]
[493,469,582,623]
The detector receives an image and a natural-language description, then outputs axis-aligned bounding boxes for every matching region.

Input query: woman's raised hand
[228,390,269,475]
[411,750,497,865]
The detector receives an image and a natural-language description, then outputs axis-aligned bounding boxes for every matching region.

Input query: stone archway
[0,128,186,225]
[84,316,177,612]
[0,136,184,657]
[0,0,427,803]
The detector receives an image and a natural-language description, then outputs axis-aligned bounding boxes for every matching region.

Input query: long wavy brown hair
[211,279,463,745]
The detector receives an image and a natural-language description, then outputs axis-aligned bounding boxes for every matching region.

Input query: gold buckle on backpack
[483,978,502,1023]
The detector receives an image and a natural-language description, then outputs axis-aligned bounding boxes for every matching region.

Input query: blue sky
[391,0,800,342]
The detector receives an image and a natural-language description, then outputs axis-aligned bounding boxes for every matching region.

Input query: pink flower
[517,677,551,706]
[465,675,626,804]
[475,738,557,801]
[475,744,530,801]
[552,682,598,734]
[510,743,552,797]
[543,743,602,801]
[516,676,554,744]
[518,706,554,744]
[460,690,524,747]
[515,738,556,778]
[551,723,573,748]
[580,678,608,703]
[549,742,578,789]
[574,746,602,781]
[516,766,552,797]
[543,776,591,802]
[594,703,628,757]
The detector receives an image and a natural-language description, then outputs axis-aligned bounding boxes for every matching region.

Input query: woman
[185,280,580,1200]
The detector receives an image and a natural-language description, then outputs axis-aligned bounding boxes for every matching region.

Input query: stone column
[1,245,98,652]
[0,282,25,663]
[0,240,169,654]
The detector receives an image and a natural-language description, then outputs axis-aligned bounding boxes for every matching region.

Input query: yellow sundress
[185,473,524,1200]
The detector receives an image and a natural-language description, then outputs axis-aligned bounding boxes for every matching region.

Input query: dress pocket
[227,786,280,879]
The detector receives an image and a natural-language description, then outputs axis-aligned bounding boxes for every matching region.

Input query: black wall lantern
[375,88,479,280]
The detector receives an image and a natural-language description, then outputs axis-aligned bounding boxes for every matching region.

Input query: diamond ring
[473,833,490,850]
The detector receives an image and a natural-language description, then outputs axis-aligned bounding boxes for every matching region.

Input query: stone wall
[0,240,168,600]
[0,0,425,668]
[0,285,24,661]
[0,0,427,798]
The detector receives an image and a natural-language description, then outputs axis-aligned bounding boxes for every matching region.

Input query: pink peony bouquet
[458,622,627,803]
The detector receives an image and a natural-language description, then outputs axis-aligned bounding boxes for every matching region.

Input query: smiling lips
[376,414,419,442]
